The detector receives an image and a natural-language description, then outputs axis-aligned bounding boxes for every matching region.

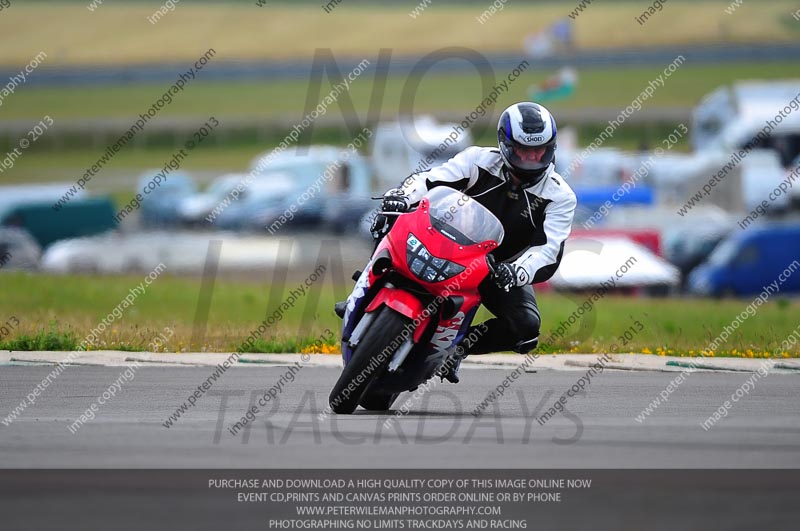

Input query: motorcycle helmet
[497,102,557,187]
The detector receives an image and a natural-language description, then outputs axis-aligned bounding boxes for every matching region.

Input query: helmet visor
[500,137,555,173]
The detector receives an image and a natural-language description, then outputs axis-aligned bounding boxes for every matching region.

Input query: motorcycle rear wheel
[329,306,410,414]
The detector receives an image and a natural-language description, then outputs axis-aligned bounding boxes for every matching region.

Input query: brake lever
[378,208,418,216]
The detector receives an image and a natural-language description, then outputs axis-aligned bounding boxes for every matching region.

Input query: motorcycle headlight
[406,233,465,283]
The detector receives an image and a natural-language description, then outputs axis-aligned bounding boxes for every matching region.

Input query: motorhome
[692,80,800,166]
[370,116,472,191]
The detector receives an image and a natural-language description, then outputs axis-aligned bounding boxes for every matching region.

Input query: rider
[369,102,576,383]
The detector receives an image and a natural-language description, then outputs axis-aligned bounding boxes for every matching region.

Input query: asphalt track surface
[1,364,799,468]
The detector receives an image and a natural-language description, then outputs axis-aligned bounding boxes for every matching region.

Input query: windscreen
[706,238,738,267]
[425,187,504,245]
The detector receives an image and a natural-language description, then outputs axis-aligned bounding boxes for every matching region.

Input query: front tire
[329,307,411,414]
[359,391,400,411]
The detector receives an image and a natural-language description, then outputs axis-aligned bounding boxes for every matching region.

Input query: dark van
[688,224,800,296]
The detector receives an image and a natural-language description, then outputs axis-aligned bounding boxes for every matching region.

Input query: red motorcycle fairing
[379,197,494,300]
[341,194,498,384]
[364,288,430,343]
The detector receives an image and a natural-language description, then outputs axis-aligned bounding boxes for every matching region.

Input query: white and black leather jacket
[399,146,577,285]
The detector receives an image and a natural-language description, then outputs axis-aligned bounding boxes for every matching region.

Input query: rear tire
[329,307,410,414]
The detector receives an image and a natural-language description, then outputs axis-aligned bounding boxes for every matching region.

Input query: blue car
[138,171,197,228]
[689,224,800,297]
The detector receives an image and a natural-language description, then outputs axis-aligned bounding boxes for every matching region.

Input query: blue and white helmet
[497,102,557,186]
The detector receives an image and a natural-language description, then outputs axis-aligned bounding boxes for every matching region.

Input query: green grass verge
[3,62,797,121]
[2,61,795,187]
[1,271,798,358]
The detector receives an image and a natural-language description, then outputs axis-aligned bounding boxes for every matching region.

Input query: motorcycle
[329,187,505,414]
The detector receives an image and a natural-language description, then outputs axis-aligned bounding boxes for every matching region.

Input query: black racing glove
[380,188,411,213]
[369,211,389,240]
[493,263,521,291]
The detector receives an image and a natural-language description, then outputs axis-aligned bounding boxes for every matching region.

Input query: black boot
[514,336,539,354]
[335,269,364,319]
[334,301,346,319]
[438,345,466,384]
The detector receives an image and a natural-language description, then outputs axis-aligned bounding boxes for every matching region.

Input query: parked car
[249,145,373,232]
[688,223,800,296]
[221,176,298,231]
[1,198,117,249]
[664,226,729,288]
[138,170,196,228]
[178,173,251,226]
[0,184,86,221]
[0,227,41,271]
[322,196,376,234]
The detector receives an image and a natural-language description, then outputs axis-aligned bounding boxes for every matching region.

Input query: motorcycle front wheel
[359,391,400,411]
[329,306,411,414]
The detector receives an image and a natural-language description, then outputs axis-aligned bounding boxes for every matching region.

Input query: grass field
[2,271,798,358]
[0,144,265,185]
[1,60,797,189]
[0,1,797,67]
[3,62,797,121]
